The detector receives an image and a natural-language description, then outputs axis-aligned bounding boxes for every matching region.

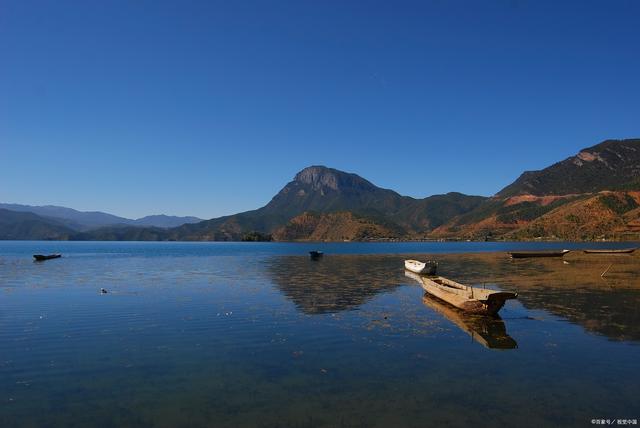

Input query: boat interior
[428,276,514,301]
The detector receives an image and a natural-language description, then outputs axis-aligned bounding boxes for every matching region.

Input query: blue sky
[1,0,638,219]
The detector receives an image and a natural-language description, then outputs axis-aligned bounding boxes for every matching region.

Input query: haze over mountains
[0,203,202,238]
[2,138,639,241]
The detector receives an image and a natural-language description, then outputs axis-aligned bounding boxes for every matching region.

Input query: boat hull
[509,250,570,258]
[417,275,517,316]
[456,298,508,316]
[404,260,438,275]
[33,254,61,261]
[583,248,636,254]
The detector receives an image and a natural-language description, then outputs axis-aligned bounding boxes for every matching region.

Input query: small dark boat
[583,248,636,254]
[509,249,570,259]
[309,250,323,260]
[33,254,62,261]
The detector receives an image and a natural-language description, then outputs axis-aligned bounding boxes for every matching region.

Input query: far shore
[3,237,640,243]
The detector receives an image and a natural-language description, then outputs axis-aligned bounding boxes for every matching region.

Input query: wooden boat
[509,249,570,259]
[421,294,517,349]
[33,254,61,261]
[583,248,636,254]
[405,271,516,316]
[404,259,438,275]
[309,250,323,260]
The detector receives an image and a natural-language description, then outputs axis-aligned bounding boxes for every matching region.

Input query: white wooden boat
[404,259,437,275]
[405,271,516,316]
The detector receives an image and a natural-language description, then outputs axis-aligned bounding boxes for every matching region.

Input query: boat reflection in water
[421,293,517,350]
[404,270,517,349]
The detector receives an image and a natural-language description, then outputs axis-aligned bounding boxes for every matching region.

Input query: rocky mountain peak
[293,166,376,192]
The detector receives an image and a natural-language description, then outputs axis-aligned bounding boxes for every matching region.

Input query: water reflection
[1,244,639,427]
[421,294,517,349]
[265,255,406,314]
[433,252,640,342]
[404,270,518,349]
[267,252,640,343]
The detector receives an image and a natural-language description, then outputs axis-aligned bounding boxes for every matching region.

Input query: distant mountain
[498,139,640,197]
[433,139,640,240]
[272,212,404,241]
[0,203,128,230]
[507,191,640,240]
[130,215,203,228]
[0,203,203,230]
[5,139,640,242]
[71,225,169,241]
[165,166,487,241]
[0,209,74,240]
[262,166,416,220]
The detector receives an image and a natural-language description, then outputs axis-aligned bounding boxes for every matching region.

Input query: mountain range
[432,138,640,240]
[2,138,639,241]
[0,203,202,230]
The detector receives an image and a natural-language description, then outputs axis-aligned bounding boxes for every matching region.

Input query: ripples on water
[1,242,639,427]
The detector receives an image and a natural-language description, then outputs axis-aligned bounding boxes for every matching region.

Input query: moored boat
[309,250,323,260]
[404,259,438,275]
[583,248,636,254]
[509,249,570,258]
[405,270,516,316]
[33,254,62,261]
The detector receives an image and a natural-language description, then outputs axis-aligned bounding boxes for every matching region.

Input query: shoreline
[2,237,640,243]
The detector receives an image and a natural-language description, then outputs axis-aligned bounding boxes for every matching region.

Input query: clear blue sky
[1,0,638,219]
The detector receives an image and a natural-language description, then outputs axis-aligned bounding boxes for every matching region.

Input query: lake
[1,241,639,427]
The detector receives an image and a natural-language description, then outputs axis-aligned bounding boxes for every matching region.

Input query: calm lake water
[1,241,639,427]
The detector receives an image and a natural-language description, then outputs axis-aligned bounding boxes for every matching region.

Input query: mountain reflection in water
[1,242,639,427]
[265,255,406,314]
[434,252,640,342]
[266,251,640,343]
